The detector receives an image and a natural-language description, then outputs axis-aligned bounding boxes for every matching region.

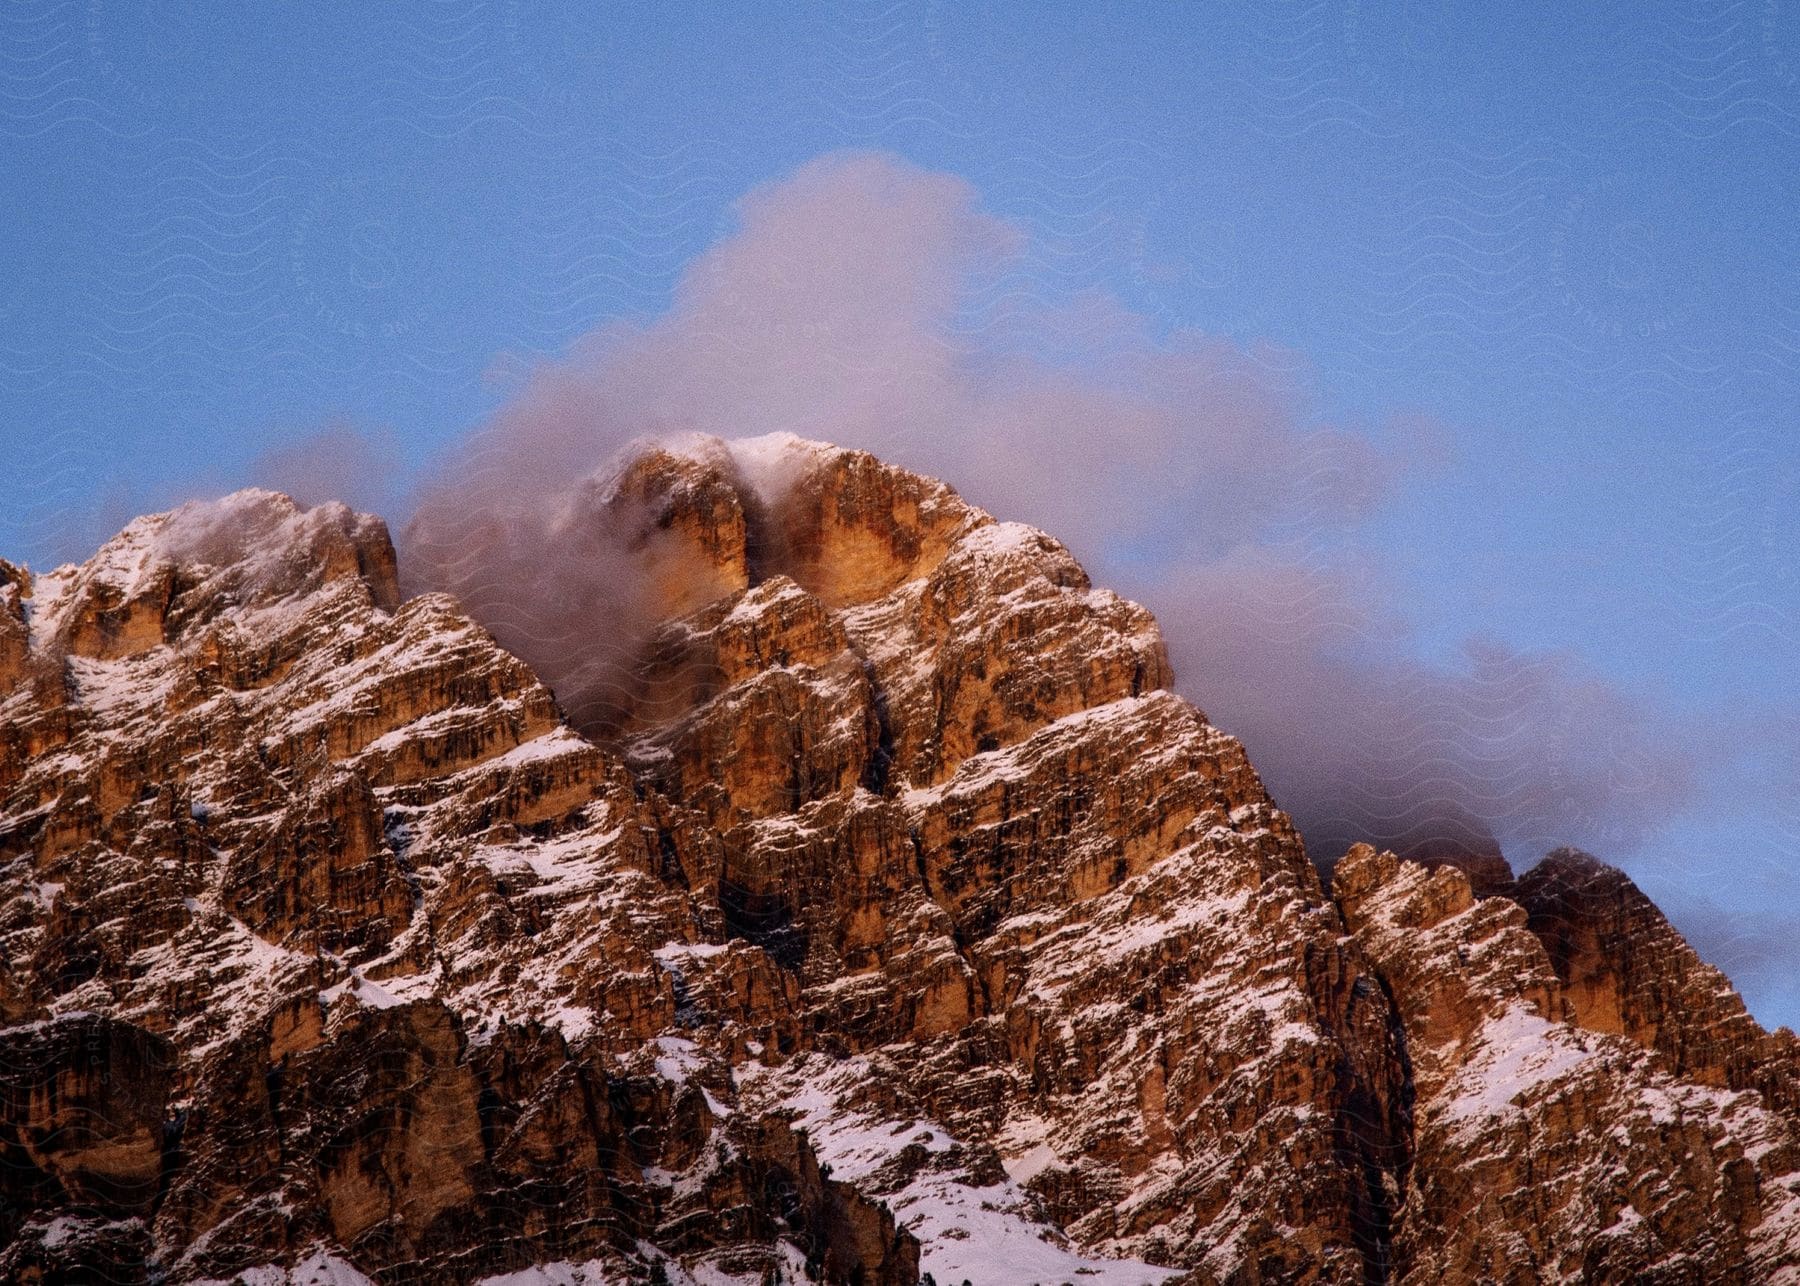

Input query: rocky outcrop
[0,1014,173,1231]
[1,436,1796,1284]
[0,560,30,690]
[1516,848,1800,1118]
[1336,845,1800,1283]
[1391,830,1516,900]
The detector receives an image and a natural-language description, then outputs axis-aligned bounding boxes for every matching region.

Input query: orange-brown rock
[1394,832,1516,900]
[758,444,982,609]
[1335,844,1800,1282]
[0,1014,173,1227]
[1516,847,1800,1116]
[2,437,1797,1284]
[0,559,29,689]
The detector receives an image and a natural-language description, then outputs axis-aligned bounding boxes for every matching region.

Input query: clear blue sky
[3,3,1797,1022]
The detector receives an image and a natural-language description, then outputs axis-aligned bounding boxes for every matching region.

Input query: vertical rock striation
[0,437,1794,1283]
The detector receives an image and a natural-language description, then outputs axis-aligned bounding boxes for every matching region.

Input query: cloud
[402,149,1697,868]
[1141,547,1692,862]
[249,422,405,517]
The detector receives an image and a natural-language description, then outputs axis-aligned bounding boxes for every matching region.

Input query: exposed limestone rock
[756,443,984,609]
[1392,832,1516,900]
[1336,845,1800,1283]
[1,435,1796,1284]
[0,559,30,691]
[0,1014,173,1232]
[607,443,753,618]
[1516,847,1800,1117]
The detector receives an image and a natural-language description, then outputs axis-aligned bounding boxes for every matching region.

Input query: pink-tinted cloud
[249,422,404,517]
[404,150,1696,867]
[1138,548,1692,863]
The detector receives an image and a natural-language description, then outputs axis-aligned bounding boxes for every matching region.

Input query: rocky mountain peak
[604,431,989,617]
[1,438,1796,1285]
[1514,846,1800,1118]
[24,489,400,665]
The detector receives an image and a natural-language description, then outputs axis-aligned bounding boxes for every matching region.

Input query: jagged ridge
[1,436,1796,1285]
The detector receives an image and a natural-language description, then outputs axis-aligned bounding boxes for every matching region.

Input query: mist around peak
[374,150,1693,875]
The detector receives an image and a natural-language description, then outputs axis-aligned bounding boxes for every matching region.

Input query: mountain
[2,434,1797,1285]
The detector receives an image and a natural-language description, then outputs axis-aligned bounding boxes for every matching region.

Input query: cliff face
[1334,846,1800,1282]
[1514,848,1800,1119]
[0,436,1795,1285]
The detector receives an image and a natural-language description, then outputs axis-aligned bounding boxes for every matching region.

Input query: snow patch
[1438,1006,1599,1126]
[319,974,407,1011]
[749,1056,1181,1286]
[192,1248,377,1286]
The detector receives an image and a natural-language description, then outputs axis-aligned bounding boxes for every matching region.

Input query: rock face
[1335,846,1800,1282]
[1514,848,1800,1119]
[0,436,1796,1284]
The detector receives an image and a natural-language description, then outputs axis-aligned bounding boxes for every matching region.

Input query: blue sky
[3,2,1797,1022]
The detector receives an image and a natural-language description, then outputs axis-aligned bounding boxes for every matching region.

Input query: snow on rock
[192,1249,377,1286]
[744,1054,1182,1286]
[6,443,1800,1285]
